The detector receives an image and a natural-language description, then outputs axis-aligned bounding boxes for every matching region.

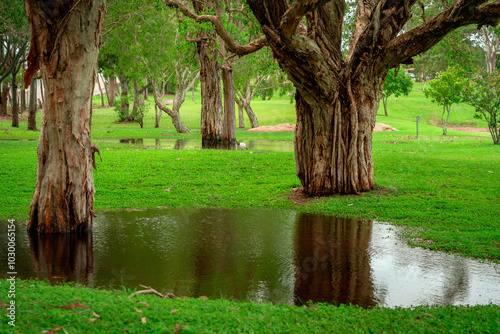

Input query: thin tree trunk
[25,0,105,233]
[108,76,116,106]
[11,71,19,127]
[383,96,388,116]
[154,103,161,128]
[152,78,190,133]
[0,85,8,116]
[27,76,37,131]
[221,61,236,147]
[102,74,110,106]
[191,84,195,103]
[21,86,26,115]
[96,73,105,107]
[119,75,129,120]
[236,97,244,128]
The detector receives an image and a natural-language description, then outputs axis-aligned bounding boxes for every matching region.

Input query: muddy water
[1,209,499,308]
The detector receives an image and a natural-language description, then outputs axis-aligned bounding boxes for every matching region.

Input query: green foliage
[463,69,500,144]
[424,67,466,135]
[382,68,413,115]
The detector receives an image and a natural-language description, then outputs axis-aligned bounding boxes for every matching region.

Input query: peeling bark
[221,61,236,146]
[25,0,106,233]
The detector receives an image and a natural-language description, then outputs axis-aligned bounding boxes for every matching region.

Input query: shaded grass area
[1,280,499,333]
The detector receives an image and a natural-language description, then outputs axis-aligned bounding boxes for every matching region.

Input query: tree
[424,67,465,135]
[381,68,413,116]
[24,0,106,233]
[167,0,500,195]
[479,26,500,73]
[463,69,500,144]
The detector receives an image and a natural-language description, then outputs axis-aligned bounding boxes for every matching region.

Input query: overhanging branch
[385,0,500,68]
[164,0,267,56]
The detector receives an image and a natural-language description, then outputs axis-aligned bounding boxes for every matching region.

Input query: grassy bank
[1,279,499,333]
[0,85,499,332]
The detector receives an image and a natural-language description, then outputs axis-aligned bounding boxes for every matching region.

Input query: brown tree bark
[24,0,106,233]
[245,0,500,195]
[235,96,245,128]
[119,74,129,120]
[221,60,236,147]
[11,72,19,127]
[192,1,223,147]
[108,75,117,106]
[0,85,9,116]
[27,76,37,131]
[196,38,223,146]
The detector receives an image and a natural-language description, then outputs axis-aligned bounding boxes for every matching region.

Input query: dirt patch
[246,123,399,133]
[245,123,296,133]
[373,123,398,132]
[446,125,489,133]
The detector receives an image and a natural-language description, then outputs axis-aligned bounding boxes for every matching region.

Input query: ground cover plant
[1,86,499,331]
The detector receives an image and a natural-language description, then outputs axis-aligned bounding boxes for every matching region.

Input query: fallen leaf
[171,309,179,314]
[135,308,143,313]
[135,301,150,307]
[199,296,209,300]
[74,297,81,300]
[227,307,238,312]
[488,171,494,173]
[0,301,9,307]
[50,302,89,310]
[141,317,147,324]
[174,324,188,333]
[92,311,102,319]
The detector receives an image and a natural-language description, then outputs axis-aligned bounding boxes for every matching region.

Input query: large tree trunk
[294,72,381,196]
[221,61,236,147]
[21,86,26,115]
[27,76,37,131]
[196,39,223,147]
[193,1,223,147]
[25,0,105,233]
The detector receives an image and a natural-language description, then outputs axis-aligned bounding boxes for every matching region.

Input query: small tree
[463,69,500,145]
[424,67,465,135]
[381,68,413,116]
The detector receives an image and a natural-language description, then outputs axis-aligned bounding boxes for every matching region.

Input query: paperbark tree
[244,0,500,195]
[480,26,500,73]
[24,0,106,233]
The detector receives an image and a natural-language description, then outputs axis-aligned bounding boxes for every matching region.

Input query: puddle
[96,138,294,152]
[1,209,499,308]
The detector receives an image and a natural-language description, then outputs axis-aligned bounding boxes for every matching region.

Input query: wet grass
[0,86,499,331]
[1,279,499,333]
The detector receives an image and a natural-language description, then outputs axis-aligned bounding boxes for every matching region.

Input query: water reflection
[1,209,499,308]
[294,214,374,306]
[95,138,294,152]
[28,232,94,286]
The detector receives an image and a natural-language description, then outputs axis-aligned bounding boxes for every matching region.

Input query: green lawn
[0,86,499,332]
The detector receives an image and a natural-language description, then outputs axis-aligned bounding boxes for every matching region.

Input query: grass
[0,85,499,332]
[1,279,499,333]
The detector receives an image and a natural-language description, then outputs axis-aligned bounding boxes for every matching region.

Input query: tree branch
[385,0,500,68]
[280,0,330,41]
[164,0,267,56]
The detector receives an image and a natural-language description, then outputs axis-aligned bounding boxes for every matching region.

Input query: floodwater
[1,209,499,308]
[97,138,294,152]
